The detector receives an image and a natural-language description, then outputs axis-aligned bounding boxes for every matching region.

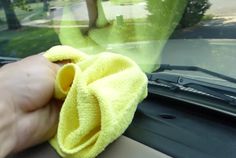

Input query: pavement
[207,0,236,16]
[162,39,236,78]
[171,19,236,39]
[161,0,236,82]
[21,1,148,28]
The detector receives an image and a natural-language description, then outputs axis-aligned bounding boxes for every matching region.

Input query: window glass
[0,0,235,78]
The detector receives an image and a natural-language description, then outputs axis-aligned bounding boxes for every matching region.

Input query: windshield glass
[0,0,235,83]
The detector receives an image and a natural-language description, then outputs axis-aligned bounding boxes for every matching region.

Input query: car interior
[1,0,236,157]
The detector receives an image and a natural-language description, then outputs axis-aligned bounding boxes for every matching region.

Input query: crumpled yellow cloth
[44,45,148,158]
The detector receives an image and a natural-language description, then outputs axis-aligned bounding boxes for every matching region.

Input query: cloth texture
[44,45,148,158]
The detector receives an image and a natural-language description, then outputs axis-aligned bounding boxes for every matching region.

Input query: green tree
[86,0,98,28]
[0,0,21,30]
[179,0,211,28]
[86,0,108,28]
[43,0,49,11]
[14,0,32,11]
[146,0,187,38]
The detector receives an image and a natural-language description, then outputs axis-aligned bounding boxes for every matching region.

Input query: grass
[0,2,60,57]
[110,0,144,5]
[51,20,89,26]
[0,18,5,24]
[0,26,60,58]
[202,14,214,21]
[0,2,45,22]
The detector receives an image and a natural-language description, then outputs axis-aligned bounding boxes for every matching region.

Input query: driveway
[162,39,236,77]
[162,15,236,84]
[162,0,236,80]
[171,16,236,39]
[207,0,236,16]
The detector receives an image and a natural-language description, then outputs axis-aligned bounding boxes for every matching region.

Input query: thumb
[13,100,61,152]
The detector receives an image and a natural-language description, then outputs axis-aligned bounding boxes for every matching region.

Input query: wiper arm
[155,64,236,84]
[0,56,20,66]
[147,73,236,105]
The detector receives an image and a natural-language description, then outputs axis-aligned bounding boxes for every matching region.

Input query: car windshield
[0,0,235,86]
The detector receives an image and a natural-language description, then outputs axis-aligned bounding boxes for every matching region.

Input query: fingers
[55,60,71,67]
[13,100,62,152]
[36,53,69,68]
[17,54,61,112]
[0,53,64,154]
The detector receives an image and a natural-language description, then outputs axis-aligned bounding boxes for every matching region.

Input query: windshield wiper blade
[155,64,236,84]
[147,73,236,105]
[0,56,20,65]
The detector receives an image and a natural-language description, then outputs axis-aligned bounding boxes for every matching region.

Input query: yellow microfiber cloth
[43,45,148,158]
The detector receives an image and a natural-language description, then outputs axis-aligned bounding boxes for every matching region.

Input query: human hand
[0,54,61,157]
